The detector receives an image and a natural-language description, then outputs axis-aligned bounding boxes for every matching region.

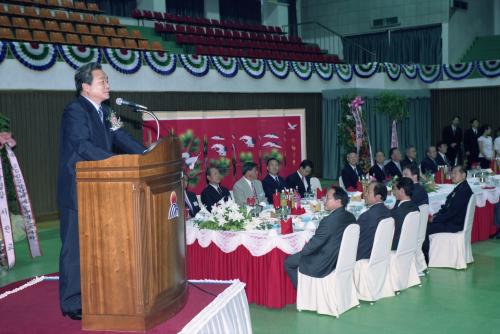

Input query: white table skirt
[179,280,253,334]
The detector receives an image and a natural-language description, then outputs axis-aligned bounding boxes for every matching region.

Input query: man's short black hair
[331,186,349,207]
[372,182,388,201]
[300,159,314,170]
[266,157,280,166]
[75,62,102,96]
[452,115,460,121]
[426,146,435,154]
[242,162,258,175]
[436,141,446,148]
[469,118,478,124]
[453,165,467,177]
[403,164,420,180]
[396,177,414,197]
[205,166,219,183]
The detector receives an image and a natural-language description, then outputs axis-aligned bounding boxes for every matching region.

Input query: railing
[282,21,377,62]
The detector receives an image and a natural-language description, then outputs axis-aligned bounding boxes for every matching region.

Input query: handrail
[282,21,377,61]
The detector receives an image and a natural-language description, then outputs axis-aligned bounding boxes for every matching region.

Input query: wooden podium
[76,137,187,332]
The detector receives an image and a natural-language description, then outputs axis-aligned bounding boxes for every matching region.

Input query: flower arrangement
[194,199,252,231]
[107,110,123,131]
[421,174,438,193]
[338,95,372,173]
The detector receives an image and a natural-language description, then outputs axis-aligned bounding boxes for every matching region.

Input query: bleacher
[133,9,340,63]
[0,1,164,51]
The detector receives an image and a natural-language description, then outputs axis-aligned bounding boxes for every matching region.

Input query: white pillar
[204,0,220,20]
[136,0,166,13]
[261,0,289,29]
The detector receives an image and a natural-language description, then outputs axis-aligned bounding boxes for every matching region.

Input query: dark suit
[442,125,462,165]
[286,171,311,197]
[369,164,386,182]
[391,200,419,250]
[341,164,363,189]
[401,157,418,171]
[436,152,451,167]
[57,96,145,313]
[420,157,438,175]
[185,190,201,218]
[384,160,403,178]
[262,174,287,203]
[411,183,429,207]
[463,128,480,169]
[356,202,392,260]
[422,181,473,261]
[284,207,356,288]
[200,184,231,211]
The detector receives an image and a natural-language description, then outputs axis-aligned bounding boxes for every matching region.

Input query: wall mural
[143,110,305,194]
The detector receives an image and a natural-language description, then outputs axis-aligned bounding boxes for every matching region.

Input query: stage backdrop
[143,109,306,194]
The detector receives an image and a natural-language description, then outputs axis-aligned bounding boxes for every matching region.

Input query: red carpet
[0,276,228,334]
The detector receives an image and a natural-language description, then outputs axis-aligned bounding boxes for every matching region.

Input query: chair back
[462,194,476,260]
[338,176,345,190]
[368,218,395,268]
[335,224,360,273]
[393,211,420,289]
[417,204,429,248]
[310,177,322,193]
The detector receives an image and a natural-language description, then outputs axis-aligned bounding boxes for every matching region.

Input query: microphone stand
[135,108,161,153]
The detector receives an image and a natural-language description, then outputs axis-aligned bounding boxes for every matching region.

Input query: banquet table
[186,179,500,309]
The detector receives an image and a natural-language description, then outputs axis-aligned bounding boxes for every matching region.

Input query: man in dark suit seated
[391,177,419,250]
[402,165,429,207]
[401,145,418,170]
[284,186,356,288]
[183,175,200,218]
[57,63,146,320]
[420,146,438,175]
[422,165,473,262]
[341,152,364,190]
[356,182,392,260]
[200,166,231,211]
[286,159,313,197]
[463,118,480,169]
[442,116,463,166]
[262,158,287,203]
[369,151,387,182]
[384,147,403,179]
[436,141,452,167]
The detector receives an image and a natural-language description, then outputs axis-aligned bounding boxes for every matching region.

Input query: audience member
[233,162,267,206]
[200,167,231,211]
[478,125,493,169]
[494,127,500,158]
[369,151,387,182]
[401,145,418,170]
[442,116,462,165]
[284,187,356,288]
[391,177,419,250]
[356,182,392,260]
[422,165,473,262]
[436,141,451,167]
[262,158,287,203]
[420,146,438,175]
[384,147,403,178]
[402,165,429,206]
[341,152,364,190]
[286,160,313,197]
[463,118,480,169]
[183,175,201,218]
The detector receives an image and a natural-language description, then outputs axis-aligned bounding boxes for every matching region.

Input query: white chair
[353,218,395,302]
[415,204,429,275]
[310,177,322,193]
[389,211,421,292]
[338,176,345,190]
[428,194,476,270]
[296,224,360,318]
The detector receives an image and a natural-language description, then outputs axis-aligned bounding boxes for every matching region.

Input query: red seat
[195,26,205,35]
[143,10,153,19]
[165,23,175,33]
[175,25,187,34]
[131,9,142,19]
[187,25,196,34]
[206,27,214,36]
[153,11,163,21]
[154,22,164,33]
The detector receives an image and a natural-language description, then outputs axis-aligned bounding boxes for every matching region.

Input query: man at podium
[57,63,146,320]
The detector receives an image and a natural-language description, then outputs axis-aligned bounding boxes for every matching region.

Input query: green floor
[2,221,500,334]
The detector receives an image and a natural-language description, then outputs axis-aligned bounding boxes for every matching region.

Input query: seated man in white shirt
[232,162,267,206]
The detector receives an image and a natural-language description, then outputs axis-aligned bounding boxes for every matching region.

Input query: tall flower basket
[375,92,408,148]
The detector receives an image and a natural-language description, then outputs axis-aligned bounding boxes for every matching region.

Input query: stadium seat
[60,0,74,9]
[96,15,108,25]
[28,19,44,30]
[75,23,90,35]
[65,33,81,45]
[69,12,83,22]
[96,36,110,48]
[49,31,65,43]
[6,5,23,16]
[90,25,104,35]
[15,28,32,41]
[11,17,28,29]
[87,3,99,12]
[110,37,125,49]
[60,22,74,33]
[125,38,138,49]
[0,15,10,27]
[47,0,60,7]
[109,17,120,25]
[32,30,49,43]
[74,2,87,11]
[138,39,149,50]
[104,27,117,37]
[151,41,163,51]
[81,34,96,46]
[116,27,129,37]
[23,6,38,18]
[44,20,60,31]
[130,29,141,38]
[0,27,14,40]
[83,14,95,24]
[39,9,53,19]
[54,11,69,21]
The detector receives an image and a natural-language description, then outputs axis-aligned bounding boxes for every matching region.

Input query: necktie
[184,191,193,212]
[217,186,222,195]
[97,106,104,123]
[274,176,279,185]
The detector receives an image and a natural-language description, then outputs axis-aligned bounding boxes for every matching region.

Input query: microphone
[115,98,148,110]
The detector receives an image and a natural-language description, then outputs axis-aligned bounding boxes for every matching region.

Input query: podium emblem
[168,191,180,220]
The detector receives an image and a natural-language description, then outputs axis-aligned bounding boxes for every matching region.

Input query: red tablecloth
[187,241,296,308]
[471,201,497,242]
